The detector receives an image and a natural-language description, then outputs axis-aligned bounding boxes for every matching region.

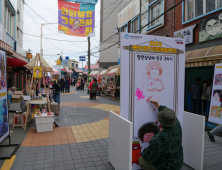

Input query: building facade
[99,0,128,68]
[0,0,27,90]
[1,0,24,56]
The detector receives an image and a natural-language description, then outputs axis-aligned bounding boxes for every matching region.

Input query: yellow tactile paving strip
[71,120,109,143]
[91,104,120,113]
[0,155,16,170]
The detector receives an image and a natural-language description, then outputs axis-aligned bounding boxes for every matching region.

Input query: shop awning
[53,70,59,75]
[185,45,222,67]
[7,57,28,67]
[89,71,95,76]
[107,65,120,72]
[74,68,83,73]
[83,72,88,75]
[91,71,99,76]
[107,68,120,75]
[99,70,107,76]
[66,70,73,73]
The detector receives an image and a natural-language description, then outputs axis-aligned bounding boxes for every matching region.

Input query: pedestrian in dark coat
[60,78,65,93]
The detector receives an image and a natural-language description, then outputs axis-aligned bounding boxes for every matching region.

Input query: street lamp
[40,22,58,56]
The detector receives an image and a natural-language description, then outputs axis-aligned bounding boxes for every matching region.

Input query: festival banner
[58,0,95,37]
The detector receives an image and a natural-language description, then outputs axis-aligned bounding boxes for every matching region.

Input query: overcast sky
[23,0,100,68]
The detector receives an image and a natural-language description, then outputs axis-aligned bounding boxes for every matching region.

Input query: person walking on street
[190,77,203,115]
[69,77,71,92]
[206,79,213,102]
[90,79,98,100]
[51,80,61,105]
[139,101,183,170]
[88,78,95,99]
[74,77,76,87]
[60,78,65,93]
[202,81,208,115]
[81,76,85,91]
[65,77,70,93]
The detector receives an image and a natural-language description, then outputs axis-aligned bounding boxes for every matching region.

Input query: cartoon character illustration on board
[217,107,222,118]
[145,61,164,92]
[201,14,222,41]
[132,141,141,165]
[211,106,219,117]
[215,74,221,85]
[147,95,159,111]
[135,88,145,101]
[213,92,220,101]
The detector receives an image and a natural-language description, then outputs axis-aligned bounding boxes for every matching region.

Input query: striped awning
[185,45,222,67]
[185,60,221,67]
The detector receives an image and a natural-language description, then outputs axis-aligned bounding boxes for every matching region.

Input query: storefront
[184,45,222,114]
[0,40,28,92]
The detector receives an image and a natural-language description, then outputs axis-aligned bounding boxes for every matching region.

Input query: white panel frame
[183,111,205,170]
[108,111,132,170]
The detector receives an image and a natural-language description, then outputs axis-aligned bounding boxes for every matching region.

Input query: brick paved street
[0,87,222,170]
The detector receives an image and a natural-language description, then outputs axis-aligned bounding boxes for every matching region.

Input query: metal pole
[40,24,43,56]
[88,37,90,81]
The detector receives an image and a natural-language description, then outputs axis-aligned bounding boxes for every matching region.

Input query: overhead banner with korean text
[58,0,95,37]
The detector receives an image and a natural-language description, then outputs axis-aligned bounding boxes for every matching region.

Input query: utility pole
[88,37,90,81]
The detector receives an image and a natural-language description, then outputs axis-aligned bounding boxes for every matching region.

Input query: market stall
[89,71,95,82]
[98,70,108,96]
[24,53,54,132]
[105,68,120,100]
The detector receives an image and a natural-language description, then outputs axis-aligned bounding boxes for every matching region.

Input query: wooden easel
[24,53,52,130]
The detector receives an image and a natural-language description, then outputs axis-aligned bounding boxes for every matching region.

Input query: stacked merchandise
[34,107,54,133]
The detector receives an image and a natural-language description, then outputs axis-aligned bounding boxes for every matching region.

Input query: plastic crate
[35,113,54,124]
[36,120,54,133]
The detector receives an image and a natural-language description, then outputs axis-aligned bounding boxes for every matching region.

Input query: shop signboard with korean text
[199,12,222,42]
[208,63,222,124]
[120,33,185,169]
[0,50,9,144]
[58,0,95,37]
[174,24,196,44]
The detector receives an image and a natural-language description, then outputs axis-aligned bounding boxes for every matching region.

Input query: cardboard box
[11,95,23,103]
[14,91,23,95]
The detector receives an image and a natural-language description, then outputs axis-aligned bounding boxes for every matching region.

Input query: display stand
[105,68,120,101]
[98,70,107,96]
[24,54,52,130]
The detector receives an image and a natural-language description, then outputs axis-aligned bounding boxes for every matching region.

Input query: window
[150,2,161,27]
[206,0,215,12]
[186,0,222,21]
[121,24,128,32]
[131,17,139,33]
[4,5,15,37]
